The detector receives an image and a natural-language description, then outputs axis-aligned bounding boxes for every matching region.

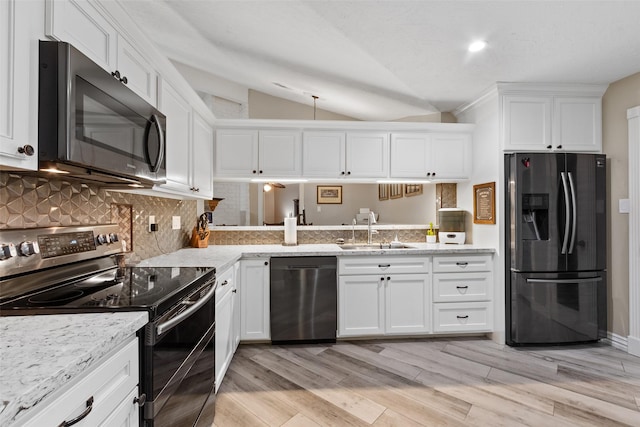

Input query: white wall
[455,89,505,343]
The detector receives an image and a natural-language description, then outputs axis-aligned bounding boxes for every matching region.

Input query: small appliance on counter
[438,208,466,244]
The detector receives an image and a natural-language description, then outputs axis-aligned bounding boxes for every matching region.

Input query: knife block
[190,227,210,248]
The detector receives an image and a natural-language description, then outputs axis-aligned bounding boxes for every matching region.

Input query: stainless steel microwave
[38,41,166,187]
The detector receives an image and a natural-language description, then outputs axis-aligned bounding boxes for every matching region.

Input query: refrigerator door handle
[568,172,578,254]
[526,277,602,284]
[560,172,571,254]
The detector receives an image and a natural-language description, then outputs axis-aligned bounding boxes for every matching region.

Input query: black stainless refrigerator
[505,153,607,345]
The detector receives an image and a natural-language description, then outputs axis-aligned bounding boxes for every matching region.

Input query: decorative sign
[404,184,423,197]
[378,184,388,201]
[473,182,495,224]
[317,185,342,204]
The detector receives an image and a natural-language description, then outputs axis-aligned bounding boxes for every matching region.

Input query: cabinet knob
[259,170,263,174]
[427,172,432,176]
[432,172,436,176]
[556,145,563,149]
[341,171,345,175]
[111,70,121,80]
[133,393,146,407]
[17,145,34,156]
[264,261,268,266]
[120,76,128,84]
[381,277,385,281]
[546,145,553,149]
[252,170,257,174]
[232,289,237,293]
[387,276,390,281]
[347,171,351,175]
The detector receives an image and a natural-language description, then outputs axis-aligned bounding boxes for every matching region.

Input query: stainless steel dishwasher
[270,256,337,344]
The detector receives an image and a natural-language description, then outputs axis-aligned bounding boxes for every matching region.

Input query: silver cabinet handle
[58,396,94,427]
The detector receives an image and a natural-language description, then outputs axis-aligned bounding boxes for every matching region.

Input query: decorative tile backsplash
[211,228,431,245]
[0,172,197,264]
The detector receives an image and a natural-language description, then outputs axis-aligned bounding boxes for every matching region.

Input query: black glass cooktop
[0,266,214,318]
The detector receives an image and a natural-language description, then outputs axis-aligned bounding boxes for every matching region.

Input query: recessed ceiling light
[468,40,487,52]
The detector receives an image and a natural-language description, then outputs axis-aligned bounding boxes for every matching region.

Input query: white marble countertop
[137,243,495,272]
[0,312,148,427]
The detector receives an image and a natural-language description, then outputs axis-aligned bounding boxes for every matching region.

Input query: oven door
[143,283,216,427]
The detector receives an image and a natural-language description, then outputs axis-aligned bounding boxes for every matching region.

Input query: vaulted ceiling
[121,0,640,120]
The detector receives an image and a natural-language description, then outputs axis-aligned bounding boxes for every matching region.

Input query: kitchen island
[0,312,148,427]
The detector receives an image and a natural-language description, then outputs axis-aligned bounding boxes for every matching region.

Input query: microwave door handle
[560,172,571,255]
[148,114,164,173]
[568,172,577,254]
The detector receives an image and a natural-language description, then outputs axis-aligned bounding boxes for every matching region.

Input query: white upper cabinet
[346,132,389,178]
[160,82,191,193]
[191,111,214,198]
[158,82,213,199]
[1,0,41,170]
[116,35,157,106]
[302,131,346,178]
[46,0,158,107]
[303,131,388,179]
[500,84,606,152]
[390,132,471,179]
[553,96,602,152]
[215,129,301,178]
[46,0,117,71]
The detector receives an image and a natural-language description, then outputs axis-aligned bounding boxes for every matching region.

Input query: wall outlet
[619,198,630,214]
[172,216,181,230]
[148,215,156,232]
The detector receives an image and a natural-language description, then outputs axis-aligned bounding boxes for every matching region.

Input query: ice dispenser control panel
[522,193,549,240]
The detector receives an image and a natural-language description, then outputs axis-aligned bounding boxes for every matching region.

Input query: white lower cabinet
[432,255,493,333]
[339,253,494,338]
[24,336,139,427]
[338,256,430,337]
[239,259,270,341]
[215,265,239,392]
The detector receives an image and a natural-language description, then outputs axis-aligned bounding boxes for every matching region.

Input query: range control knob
[96,234,111,245]
[109,233,119,243]
[19,241,40,257]
[0,243,17,260]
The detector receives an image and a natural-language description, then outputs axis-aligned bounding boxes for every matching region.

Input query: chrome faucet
[367,211,378,244]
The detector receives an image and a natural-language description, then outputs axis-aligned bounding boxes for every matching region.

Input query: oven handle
[157,280,216,336]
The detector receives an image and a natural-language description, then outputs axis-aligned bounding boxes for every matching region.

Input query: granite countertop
[137,243,495,271]
[0,312,148,427]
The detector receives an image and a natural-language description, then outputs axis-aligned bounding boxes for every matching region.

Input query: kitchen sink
[339,243,415,250]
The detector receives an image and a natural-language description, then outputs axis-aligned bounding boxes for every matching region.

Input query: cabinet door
[390,133,429,178]
[116,35,157,106]
[240,259,270,340]
[215,284,233,392]
[553,96,602,152]
[345,132,389,178]
[45,0,117,71]
[160,82,191,192]
[431,133,471,179]
[258,130,302,177]
[302,131,346,178]
[502,95,552,151]
[385,274,430,334]
[215,129,258,176]
[99,387,138,427]
[191,111,214,198]
[338,275,384,336]
[0,0,40,170]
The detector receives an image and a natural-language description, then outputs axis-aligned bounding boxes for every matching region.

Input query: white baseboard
[628,335,640,357]
[604,332,628,352]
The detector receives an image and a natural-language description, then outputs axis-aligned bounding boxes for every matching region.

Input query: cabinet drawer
[433,302,492,333]
[24,336,138,427]
[433,272,493,302]
[432,255,492,273]
[339,256,429,275]
[216,266,235,301]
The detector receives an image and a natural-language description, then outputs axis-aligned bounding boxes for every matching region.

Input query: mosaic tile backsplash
[211,228,433,245]
[0,172,197,264]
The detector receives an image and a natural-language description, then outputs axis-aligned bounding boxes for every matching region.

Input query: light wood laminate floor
[213,338,640,426]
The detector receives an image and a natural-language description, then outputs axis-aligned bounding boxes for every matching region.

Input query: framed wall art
[404,184,423,197]
[317,185,343,204]
[389,184,403,199]
[378,184,389,201]
[473,181,495,224]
